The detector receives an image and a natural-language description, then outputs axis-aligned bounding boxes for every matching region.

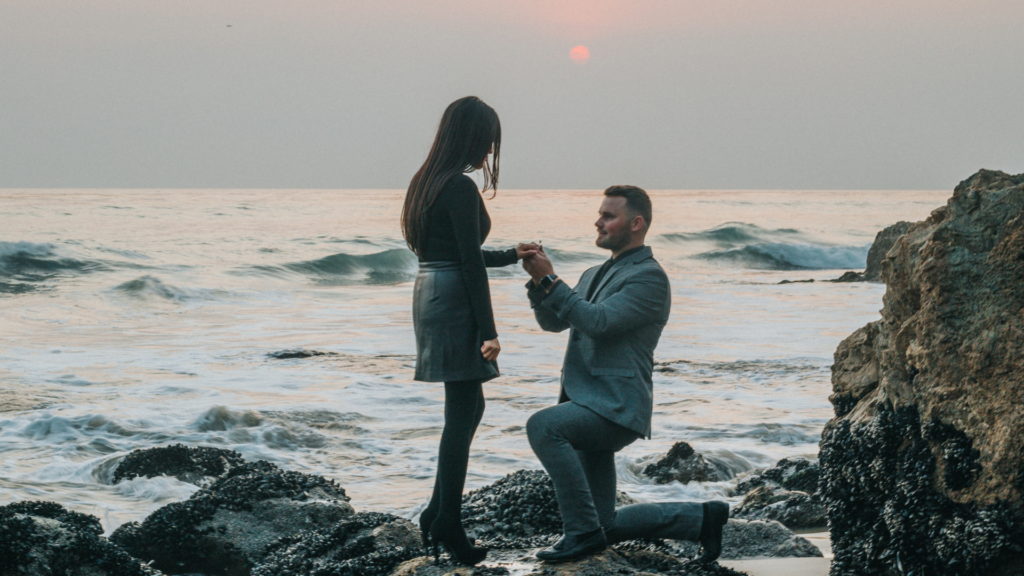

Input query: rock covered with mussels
[0,501,162,576]
[111,460,355,576]
[821,170,1024,575]
[111,444,246,487]
[253,511,422,576]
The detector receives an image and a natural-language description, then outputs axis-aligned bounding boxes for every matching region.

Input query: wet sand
[721,531,831,576]
[721,558,830,576]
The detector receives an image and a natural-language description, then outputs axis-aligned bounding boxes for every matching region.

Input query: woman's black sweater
[419,175,517,341]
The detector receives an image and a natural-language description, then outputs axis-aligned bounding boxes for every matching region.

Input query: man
[521,185,729,563]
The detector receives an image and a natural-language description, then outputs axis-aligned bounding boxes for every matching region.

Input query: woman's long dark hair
[401,96,501,256]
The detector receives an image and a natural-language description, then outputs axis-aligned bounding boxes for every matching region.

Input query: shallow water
[0,188,948,533]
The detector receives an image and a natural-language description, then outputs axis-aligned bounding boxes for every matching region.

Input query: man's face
[594,196,634,252]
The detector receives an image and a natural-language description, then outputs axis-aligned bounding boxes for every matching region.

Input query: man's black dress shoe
[694,501,729,564]
[535,528,608,563]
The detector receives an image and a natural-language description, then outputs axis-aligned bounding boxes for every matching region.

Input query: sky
[2,0,1022,190]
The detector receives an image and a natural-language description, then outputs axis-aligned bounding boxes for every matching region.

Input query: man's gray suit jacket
[527,245,670,438]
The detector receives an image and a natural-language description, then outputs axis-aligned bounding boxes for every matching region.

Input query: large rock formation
[820,170,1024,575]
[0,501,160,576]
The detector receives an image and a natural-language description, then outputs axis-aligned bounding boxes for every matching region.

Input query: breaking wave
[249,248,417,284]
[0,241,109,281]
[660,223,803,248]
[696,242,869,270]
[113,276,205,302]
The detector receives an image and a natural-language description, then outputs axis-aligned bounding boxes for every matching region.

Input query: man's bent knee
[527,406,564,450]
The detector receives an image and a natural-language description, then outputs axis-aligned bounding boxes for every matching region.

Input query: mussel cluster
[820,402,1022,575]
[923,418,982,491]
[252,511,420,576]
[461,469,564,542]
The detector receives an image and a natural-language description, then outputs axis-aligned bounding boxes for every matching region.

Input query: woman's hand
[515,242,541,261]
[481,339,501,362]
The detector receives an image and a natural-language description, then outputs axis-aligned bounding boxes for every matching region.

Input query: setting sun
[569,45,590,64]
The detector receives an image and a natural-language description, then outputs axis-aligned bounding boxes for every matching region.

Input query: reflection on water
[0,188,948,532]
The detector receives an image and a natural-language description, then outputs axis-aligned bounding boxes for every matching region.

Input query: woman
[401,96,534,565]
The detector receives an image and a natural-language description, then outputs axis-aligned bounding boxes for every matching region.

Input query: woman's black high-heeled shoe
[429,516,488,566]
[418,506,437,550]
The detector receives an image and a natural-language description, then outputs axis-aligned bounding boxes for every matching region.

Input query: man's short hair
[604,185,652,228]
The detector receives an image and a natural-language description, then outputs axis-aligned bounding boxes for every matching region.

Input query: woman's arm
[483,247,518,267]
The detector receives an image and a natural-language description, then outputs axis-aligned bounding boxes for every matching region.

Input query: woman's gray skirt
[413,261,499,383]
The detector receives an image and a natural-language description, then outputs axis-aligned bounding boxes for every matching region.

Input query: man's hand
[522,248,556,283]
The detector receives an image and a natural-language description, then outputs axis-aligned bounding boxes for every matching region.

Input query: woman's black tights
[420,380,485,553]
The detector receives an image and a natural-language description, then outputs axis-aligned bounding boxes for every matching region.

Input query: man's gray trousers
[526,401,704,542]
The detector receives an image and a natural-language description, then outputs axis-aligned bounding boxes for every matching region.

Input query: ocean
[0,188,948,534]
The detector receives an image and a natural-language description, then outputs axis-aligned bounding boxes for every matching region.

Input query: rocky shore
[2,441,828,576]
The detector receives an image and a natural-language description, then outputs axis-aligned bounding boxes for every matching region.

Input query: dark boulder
[822,170,1024,575]
[734,456,820,496]
[267,349,338,359]
[641,442,724,485]
[112,460,353,576]
[730,486,826,529]
[832,220,914,282]
[112,444,245,487]
[0,501,161,576]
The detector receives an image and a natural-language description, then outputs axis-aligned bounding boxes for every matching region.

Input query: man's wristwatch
[539,274,559,290]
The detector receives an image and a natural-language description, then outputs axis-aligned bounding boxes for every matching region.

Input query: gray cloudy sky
[2,0,1022,190]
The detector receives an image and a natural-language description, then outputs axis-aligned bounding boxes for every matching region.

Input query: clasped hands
[516,242,556,288]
